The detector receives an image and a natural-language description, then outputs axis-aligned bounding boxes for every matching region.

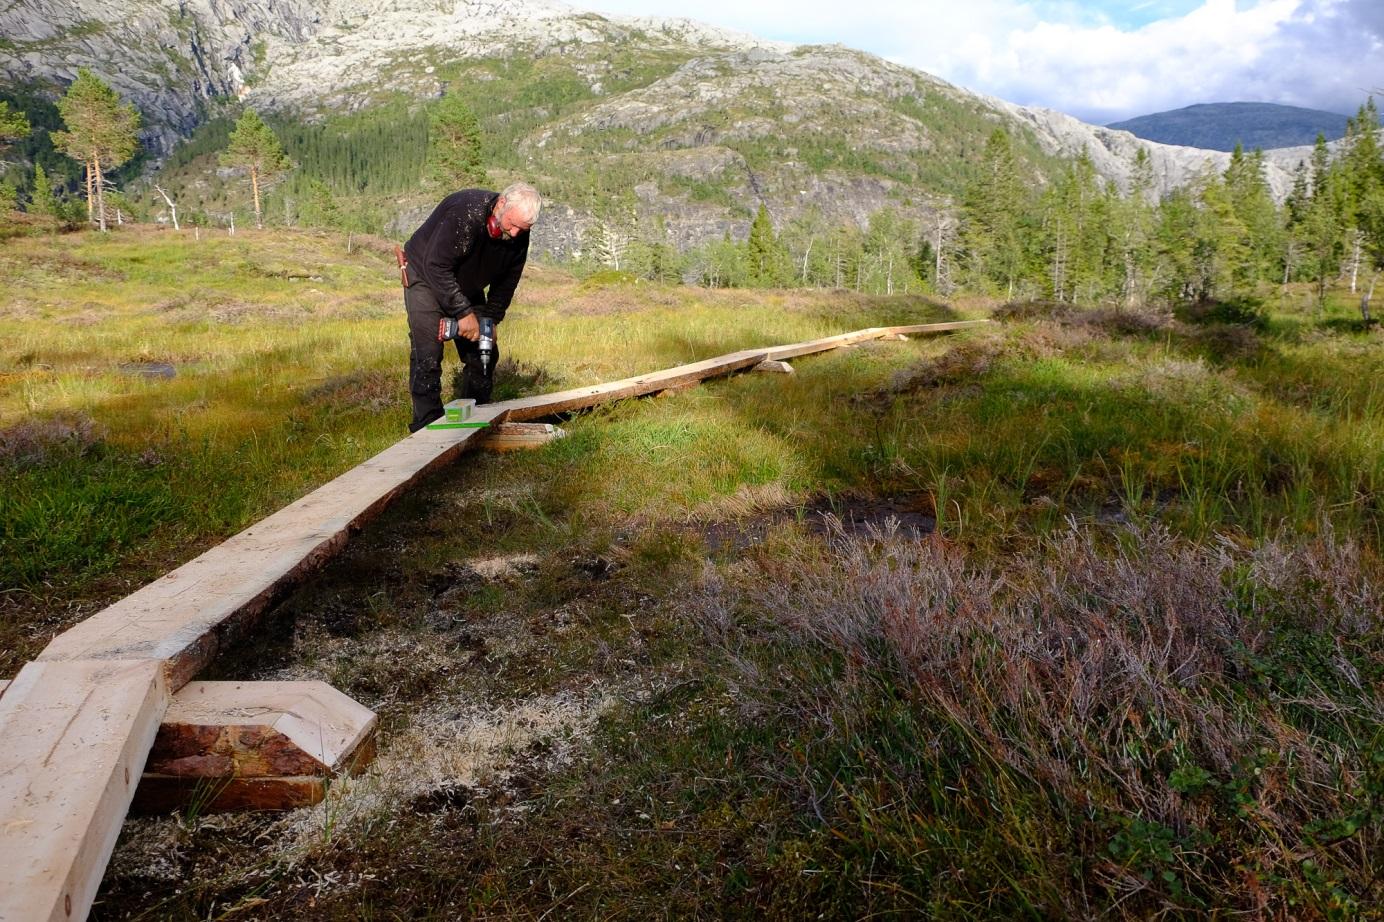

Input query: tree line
[2,69,1379,317]
[588,99,1382,316]
[0,70,479,236]
[944,101,1383,315]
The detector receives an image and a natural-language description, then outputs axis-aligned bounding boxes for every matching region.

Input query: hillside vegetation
[1,227,1380,919]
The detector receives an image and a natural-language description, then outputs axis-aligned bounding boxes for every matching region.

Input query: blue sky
[1093,0,1204,28]
[585,0,1383,124]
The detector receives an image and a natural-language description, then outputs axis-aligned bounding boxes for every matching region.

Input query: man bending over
[401,181,542,432]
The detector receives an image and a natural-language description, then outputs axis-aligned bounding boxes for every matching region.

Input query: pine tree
[29,162,55,217]
[1304,134,1347,306]
[1339,98,1384,318]
[221,109,292,229]
[426,93,486,191]
[1113,148,1158,306]
[1223,146,1281,285]
[52,69,140,232]
[1341,99,1384,309]
[746,203,789,287]
[960,129,1028,297]
[0,101,30,155]
[1282,162,1311,285]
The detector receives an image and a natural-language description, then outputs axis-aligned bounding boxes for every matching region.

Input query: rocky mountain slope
[1,0,1301,252]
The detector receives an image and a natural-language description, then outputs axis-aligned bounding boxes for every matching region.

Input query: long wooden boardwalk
[0,320,987,920]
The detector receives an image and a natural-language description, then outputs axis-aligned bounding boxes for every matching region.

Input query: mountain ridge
[1,0,1311,254]
[1108,102,1353,153]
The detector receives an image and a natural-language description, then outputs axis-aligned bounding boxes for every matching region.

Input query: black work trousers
[404,265,499,432]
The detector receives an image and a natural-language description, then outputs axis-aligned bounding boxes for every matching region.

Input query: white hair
[497,182,542,225]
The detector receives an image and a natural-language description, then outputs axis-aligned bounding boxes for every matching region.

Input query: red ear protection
[486,213,501,239]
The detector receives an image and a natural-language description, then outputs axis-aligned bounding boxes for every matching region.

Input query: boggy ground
[90,291,1382,917]
[0,226,957,673]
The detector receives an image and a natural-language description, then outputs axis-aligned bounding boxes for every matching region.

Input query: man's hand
[438,313,481,342]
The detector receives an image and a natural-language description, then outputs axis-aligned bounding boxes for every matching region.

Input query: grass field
[1,227,1381,919]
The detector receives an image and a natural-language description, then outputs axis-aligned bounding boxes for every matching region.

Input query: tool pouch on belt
[394,245,408,288]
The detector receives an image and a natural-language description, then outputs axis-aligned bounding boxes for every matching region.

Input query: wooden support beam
[5,317,989,920]
[475,422,567,453]
[133,681,377,814]
[37,412,507,688]
[752,359,795,374]
[495,348,769,421]
[0,660,167,922]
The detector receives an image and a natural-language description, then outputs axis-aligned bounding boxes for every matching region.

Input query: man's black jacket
[404,189,529,321]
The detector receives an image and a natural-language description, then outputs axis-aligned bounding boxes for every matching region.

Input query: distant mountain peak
[1107,102,1353,152]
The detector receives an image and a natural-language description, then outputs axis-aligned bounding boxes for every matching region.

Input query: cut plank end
[133,680,377,814]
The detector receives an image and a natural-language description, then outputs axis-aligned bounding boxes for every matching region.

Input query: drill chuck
[478,317,496,376]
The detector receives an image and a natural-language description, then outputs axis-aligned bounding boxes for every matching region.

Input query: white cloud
[586,0,1384,122]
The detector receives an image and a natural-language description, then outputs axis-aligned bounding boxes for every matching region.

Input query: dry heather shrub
[737,520,1382,915]
[304,369,401,411]
[996,300,1174,335]
[1192,322,1266,360]
[886,332,1008,393]
[0,414,103,466]
[345,233,398,258]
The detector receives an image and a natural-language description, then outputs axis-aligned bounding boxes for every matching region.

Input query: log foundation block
[133,680,377,814]
[477,421,567,452]
[752,359,795,374]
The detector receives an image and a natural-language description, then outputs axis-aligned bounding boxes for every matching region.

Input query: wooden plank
[133,681,377,814]
[38,414,504,687]
[476,422,567,452]
[493,321,988,422]
[760,320,989,362]
[0,660,167,922]
[39,320,990,685]
[492,349,769,422]
[8,317,988,920]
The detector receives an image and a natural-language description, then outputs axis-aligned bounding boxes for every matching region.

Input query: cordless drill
[438,315,498,378]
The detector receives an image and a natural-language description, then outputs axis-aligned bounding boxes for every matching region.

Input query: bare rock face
[2,0,1301,251]
[0,0,324,152]
[990,99,1296,199]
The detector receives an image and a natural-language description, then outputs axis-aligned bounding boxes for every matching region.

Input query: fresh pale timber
[0,660,167,922]
[133,681,377,814]
[43,326,998,677]
[10,317,988,921]
[752,360,795,374]
[494,348,770,421]
[38,407,507,688]
[475,422,567,453]
[759,320,988,363]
